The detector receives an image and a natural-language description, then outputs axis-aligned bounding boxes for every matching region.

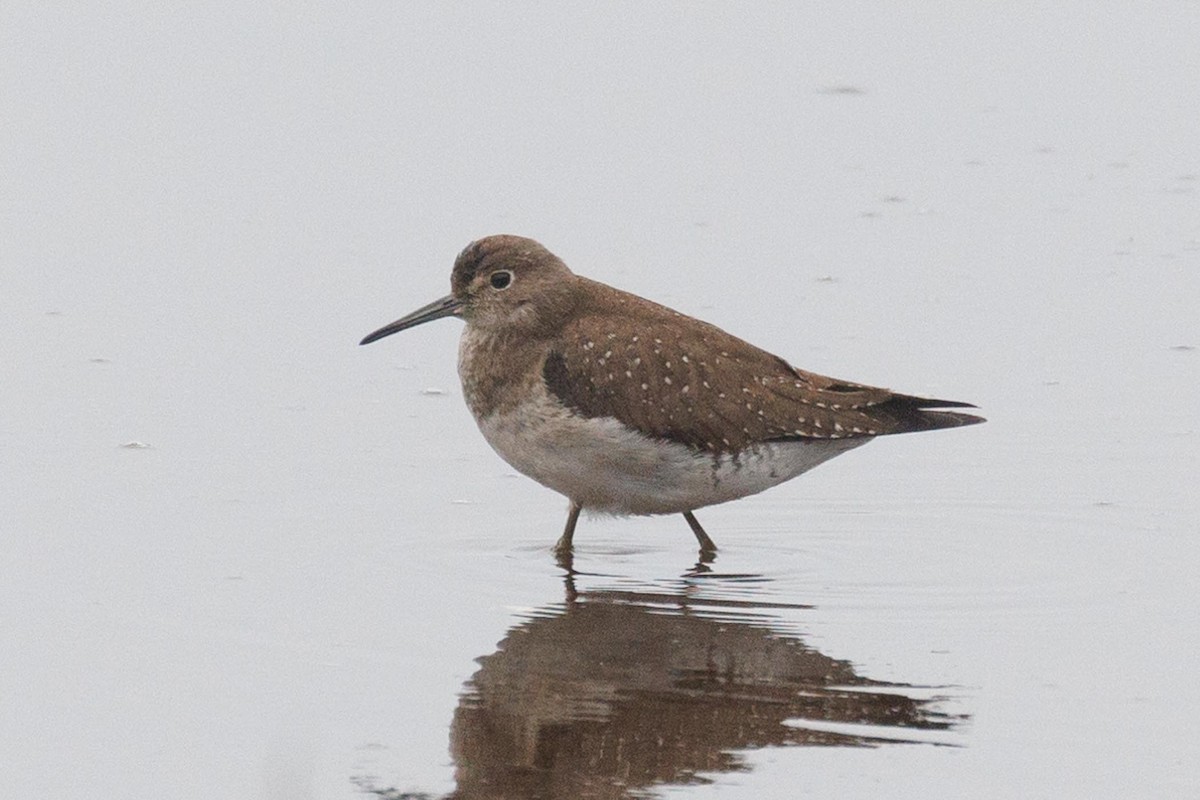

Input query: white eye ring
[489,270,513,290]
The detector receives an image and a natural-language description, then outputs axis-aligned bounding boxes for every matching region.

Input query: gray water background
[2,3,1197,798]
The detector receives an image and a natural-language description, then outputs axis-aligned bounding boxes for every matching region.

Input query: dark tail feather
[874,395,986,434]
[904,408,987,431]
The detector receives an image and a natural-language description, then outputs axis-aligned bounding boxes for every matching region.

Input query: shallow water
[3,3,1198,799]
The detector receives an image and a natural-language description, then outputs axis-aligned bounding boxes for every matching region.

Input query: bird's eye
[489,270,513,290]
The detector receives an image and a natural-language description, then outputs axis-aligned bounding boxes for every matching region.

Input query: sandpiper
[361,235,983,554]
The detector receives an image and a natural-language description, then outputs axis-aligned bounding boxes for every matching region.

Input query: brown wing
[542,280,983,454]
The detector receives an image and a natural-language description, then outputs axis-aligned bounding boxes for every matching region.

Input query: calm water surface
[2,3,1197,799]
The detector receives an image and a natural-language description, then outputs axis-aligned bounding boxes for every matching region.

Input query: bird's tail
[873,395,986,433]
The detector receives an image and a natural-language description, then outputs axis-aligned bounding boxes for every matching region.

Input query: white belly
[474,392,868,516]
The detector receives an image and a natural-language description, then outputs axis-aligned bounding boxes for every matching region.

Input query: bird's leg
[554,500,582,555]
[682,511,718,554]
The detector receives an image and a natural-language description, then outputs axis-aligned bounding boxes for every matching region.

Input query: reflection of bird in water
[426,571,963,799]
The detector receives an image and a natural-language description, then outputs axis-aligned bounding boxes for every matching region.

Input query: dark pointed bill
[359,294,463,345]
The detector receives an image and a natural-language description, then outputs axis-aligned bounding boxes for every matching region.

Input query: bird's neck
[457,325,549,418]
